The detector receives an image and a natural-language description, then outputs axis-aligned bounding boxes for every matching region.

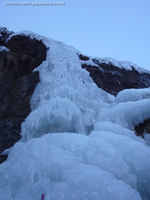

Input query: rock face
[0,27,14,46]
[135,119,150,138]
[0,27,48,163]
[78,54,150,96]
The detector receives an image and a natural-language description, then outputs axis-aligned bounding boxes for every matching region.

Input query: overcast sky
[0,0,150,71]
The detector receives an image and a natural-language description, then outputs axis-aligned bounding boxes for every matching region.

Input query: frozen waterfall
[0,31,150,200]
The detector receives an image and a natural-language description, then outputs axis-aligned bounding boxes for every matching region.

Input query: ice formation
[115,88,150,103]
[0,31,150,200]
[0,46,9,52]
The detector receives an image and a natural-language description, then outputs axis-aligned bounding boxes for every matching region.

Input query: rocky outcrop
[135,119,150,138]
[0,28,48,163]
[78,54,150,96]
[0,27,14,46]
[78,54,89,61]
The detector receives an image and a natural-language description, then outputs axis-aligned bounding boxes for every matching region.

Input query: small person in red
[41,194,45,200]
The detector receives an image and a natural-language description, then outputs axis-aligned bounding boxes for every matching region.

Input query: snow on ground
[0,31,150,200]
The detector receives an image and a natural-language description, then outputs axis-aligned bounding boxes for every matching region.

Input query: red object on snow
[41,194,45,200]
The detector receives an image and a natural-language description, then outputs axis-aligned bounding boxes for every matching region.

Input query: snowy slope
[0,31,150,200]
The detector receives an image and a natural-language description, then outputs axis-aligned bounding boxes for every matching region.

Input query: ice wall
[0,32,150,200]
[21,36,113,140]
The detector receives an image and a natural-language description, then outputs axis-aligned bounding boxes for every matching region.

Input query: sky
[0,0,150,71]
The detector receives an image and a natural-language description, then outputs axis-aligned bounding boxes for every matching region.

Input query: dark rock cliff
[135,119,150,139]
[0,27,14,46]
[0,28,48,163]
[78,54,150,96]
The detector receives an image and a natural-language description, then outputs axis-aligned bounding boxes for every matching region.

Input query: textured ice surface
[21,34,112,140]
[98,99,150,129]
[94,121,145,143]
[115,88,150,103]
[0,31,150,200]
[144,133,150,145]
[0,133,143,200]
